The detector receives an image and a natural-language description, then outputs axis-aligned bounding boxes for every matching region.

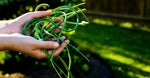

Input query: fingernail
[60,22,64,26]
[54,43,59,48]
[60,26,63,28]
[65,40,70,43]
[61,36,65,39]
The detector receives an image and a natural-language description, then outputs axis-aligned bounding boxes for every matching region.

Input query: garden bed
[0,51,113,78]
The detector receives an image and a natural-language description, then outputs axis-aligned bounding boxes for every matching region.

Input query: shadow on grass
[107,59,150,78]
[67,22,150,78]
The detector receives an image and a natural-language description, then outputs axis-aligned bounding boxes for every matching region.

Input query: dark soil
[0,53,113,78]
[74,55,113,78]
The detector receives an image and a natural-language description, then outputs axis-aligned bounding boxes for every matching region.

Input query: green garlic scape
[22,3,89,78]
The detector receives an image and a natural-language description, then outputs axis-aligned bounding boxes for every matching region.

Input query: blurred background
[0,0,150,78]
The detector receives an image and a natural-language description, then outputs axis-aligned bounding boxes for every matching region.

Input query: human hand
[0,11,63,34]
[0,33,69,59]
[0,11,69,59]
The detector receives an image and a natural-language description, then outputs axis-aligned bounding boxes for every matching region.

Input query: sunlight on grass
[92,18,150,32]
[83,42,150,73]
[72,39,150,78]
[67,22,150,78]
[101,50,150,73]
[120,22,133,28]
[127,71,149,78]
[141,26,150,32]
[92,18,114,26]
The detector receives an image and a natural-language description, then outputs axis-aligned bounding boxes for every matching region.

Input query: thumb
[37,41,59,49]
[14,11,52,24]
[29,11,52,19]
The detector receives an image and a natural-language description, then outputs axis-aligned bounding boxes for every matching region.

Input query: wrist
[0,34,13,50]
[0,20,13,34]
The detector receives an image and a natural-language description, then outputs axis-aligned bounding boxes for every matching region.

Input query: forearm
[0,34,12,50]
[0,20,12,34]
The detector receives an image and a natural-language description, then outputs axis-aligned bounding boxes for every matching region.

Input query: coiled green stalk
[22,3,89,78]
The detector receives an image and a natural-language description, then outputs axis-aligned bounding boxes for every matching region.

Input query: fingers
[37,41,59,49]
[53,22,64,34]
[45,22,64,34]
[59,22,65,27]
[30,11,52,19]
[53,28,61,34]
[53,17,64,23]
[34,39,69,59]
[52,39,70,57]
[47,17,64,34]
[49,36,65,41]
[36,36,66,49]
[14,11,52,25]
[31,49,49,59]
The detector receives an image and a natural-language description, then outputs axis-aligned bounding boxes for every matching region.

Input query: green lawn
[66,20,150,78]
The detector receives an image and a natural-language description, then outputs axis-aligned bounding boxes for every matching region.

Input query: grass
[66,19,150,78]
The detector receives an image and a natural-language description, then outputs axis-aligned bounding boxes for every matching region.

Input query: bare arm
[0,11,68,59]
[0,33,69,59]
